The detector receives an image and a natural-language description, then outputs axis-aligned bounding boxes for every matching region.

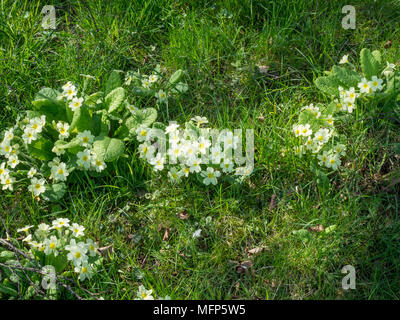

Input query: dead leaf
[98,243,114,259]
[308,225,324,233]
[234,282,240,295]
[138,254,147,267]
[236,260,254,274]
[257,65,269,74]
[163,228,170,241]
[384,39,392,49]
[269,194,277,211]
[178,210,189,220]
[247,247,264,256]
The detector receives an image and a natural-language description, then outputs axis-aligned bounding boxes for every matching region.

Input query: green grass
[1,0,400,299]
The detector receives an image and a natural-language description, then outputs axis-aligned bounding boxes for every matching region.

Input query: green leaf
[69,105,92,133]
[113,124,130,140]
[31,99,57,116]
[26,110,41,119]
[105,87,125,113]
[168,69,184,85]
[40,162,51,177]
[141,108,157,126]
[92,136,125,162]
[27,138,54,161]
[54,137,80,150]
[152,122,166,130]
[315,76,340,96]
[372,50,382,65]
[170,82,188,94]
[125,116,140,131]
[42,183,67,202]
[385,74,400,93]
[298,110,317,125]
[35,87,60,100]
[320,102,337,115]
[331,66,361,88]
[324,225,337,234]
[0,251,14,262]
[85,91,104,108]
[91,113,109,136]
[32,88,66,121]
[66,104,74,122]
[185,121,201,137]
[360,48,381,80]
[105,71,122,95]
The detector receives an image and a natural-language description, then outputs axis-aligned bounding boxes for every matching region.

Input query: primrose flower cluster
[18,218,100,281]
[0,69,163,201]
[124,66,188,106]
[292,49,398,171]
[135,116,253,185]
[292,103,346,171]
[0,83,106,199]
